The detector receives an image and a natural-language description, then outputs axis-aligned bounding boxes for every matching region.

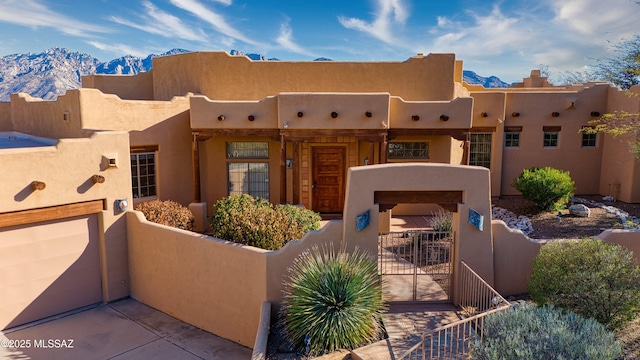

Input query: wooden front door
[312,147,345,213]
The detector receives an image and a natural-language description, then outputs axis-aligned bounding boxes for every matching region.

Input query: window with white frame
[504,126,522,148]
[504,133,520,147]
[131,151,157,199]
[543,126,561,148]
[388,141,429,159]
[469,133,492,169]
[227,142,270,199]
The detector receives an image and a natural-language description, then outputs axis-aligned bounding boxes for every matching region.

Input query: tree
[583,35,640,158]
[593,35,640,90]
[583,110,640,158]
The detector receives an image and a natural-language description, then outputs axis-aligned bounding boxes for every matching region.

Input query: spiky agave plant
[280,245,386,355]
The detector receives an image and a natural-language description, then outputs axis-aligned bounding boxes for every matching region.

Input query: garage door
[0,214,102,329]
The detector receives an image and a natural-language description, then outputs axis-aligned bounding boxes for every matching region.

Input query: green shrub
[471,303,621,360]
[512,166,575,211]
[428,209,452,232]
[276,203,321,234]
[209,194,320,250]
[135,199,194,231]
[280,246,385,355]
[529,238,640,329]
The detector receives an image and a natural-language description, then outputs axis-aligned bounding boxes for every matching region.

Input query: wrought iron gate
[378,230,453,302]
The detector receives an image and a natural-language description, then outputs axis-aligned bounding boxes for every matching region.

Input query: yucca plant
[428,209,453,232]
[280,245,386,355]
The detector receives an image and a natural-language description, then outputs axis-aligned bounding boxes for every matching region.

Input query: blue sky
[0,0,639,83]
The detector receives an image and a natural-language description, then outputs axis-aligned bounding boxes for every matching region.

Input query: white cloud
[87,41,150,58]
[0,0,108,37]
[275,21,316,57]
[110,1,207,42]
[548,0,640,42]
[429,5,530,58]
[338,0,409,44]
[169,0,262,46]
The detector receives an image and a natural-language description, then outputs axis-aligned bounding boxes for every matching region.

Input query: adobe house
[1,51,639,348]
[80,51,640,229]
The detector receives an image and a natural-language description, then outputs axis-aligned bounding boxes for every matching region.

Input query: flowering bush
[135,199,194,231]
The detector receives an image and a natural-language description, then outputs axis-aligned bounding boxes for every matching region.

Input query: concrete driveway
[0,298,252,360]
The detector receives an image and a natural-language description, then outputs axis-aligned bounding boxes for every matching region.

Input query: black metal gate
[379,230,453,302]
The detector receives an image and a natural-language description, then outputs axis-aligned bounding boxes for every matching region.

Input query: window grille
[470,133,492,169]
[227,142,269,159]
[131,152,157,198]
[504,132,520,148]
[388,142,429,159]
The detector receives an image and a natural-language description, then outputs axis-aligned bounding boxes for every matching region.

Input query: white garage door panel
[0,215,102,329]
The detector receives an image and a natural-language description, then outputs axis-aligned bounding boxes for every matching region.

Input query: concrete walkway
[0,298,252,360]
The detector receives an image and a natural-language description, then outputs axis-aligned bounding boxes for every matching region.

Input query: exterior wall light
[331,111,338,118]
[481,112,489,117]
[591,111,601,117]
[440,114,450,121]
[365,111,372,118]
[115,199,129,212]
[512,112,520,117]
[92,175,106,184]
[248,115,255,121]
[297,111,304,118]
[30,180,46,191]
[217,115,225,121]
[411,115,420,121]
[552,112,560,117]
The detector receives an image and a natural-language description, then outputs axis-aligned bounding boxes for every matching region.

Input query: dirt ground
[492,195,640,239]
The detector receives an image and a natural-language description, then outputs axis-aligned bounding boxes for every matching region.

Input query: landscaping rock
[492,206,534,235]
[569,204,591,217]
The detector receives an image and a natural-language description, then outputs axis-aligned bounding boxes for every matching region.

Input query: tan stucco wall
[499,85,609,196]
[342,163,494,305]
[470,92,507,197]
[127,211,345,348]
[599,229,640,260]
[191,95,279,129]
[9,92,91,139]
[78,89,194,205]
[82,70,154,100]
[126,211,268,348]
[389,96,472,129]
[0,102,11,131]
[0,130,132,303]
[492,221,545,296]
[150,52,457,102]
[600,86,640,203]
[279,93,391,130]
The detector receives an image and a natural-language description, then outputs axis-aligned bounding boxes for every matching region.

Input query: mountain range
[0,47,508,102]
